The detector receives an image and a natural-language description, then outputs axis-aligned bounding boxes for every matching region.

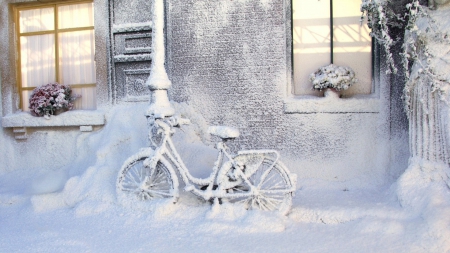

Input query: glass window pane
[58,3,94,29]
[333,0,372,95]
[293,0,331,95]
[71,87,96,110]
[58,30,96,85]
[20,34,56,88]
[19,7,55,33]
[22,90,32,112]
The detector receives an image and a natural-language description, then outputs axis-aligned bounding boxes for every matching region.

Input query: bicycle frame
[148,118,237,200]
[146,118,295,202]
[117,116,296,214]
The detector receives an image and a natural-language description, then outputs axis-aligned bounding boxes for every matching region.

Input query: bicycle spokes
[225,158,293,214]
[117,117,295,215]
[118,156,175,201]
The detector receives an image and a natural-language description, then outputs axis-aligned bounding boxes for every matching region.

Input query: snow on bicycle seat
[208,126,240,139]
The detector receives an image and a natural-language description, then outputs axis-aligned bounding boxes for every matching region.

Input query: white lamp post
[145,0,175,118]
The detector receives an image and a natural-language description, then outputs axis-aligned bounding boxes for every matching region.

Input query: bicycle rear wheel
[222,154,295,215]
[117,153,177,202]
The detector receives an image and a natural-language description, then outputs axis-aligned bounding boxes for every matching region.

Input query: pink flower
[29,82,81,117]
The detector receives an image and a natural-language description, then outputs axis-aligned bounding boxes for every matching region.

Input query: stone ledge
[1,110,105,128]
[283,95,381,114]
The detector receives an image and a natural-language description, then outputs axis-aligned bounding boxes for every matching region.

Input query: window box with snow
[1,0,106,136]
[285,0,381,114]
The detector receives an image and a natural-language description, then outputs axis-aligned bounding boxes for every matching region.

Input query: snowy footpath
[0,104,449,252]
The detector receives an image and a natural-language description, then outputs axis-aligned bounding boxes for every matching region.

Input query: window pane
[20,34,56,88]
[72,87,96,110]
[58,3,94,29]
[333,0,372,95]
[22,90,32,111]
[293,0,331,95]
[58,30,96,85]
[19,7,55,33]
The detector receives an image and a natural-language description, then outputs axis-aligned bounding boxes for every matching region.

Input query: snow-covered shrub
[360,0,442,78]
[361,0,450,106]
[360,0,404,74]
[29,83,80,117]
[309,64,357,91]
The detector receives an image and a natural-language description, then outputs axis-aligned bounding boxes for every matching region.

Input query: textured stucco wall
[166,0,403,184]
[0,0,109,115]
[0,0,410,185]
[0,0,110,172]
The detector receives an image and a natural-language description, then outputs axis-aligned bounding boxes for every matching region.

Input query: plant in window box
[309,64,357,98]
[29,83,81,119]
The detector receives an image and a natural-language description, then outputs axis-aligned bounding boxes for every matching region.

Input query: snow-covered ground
[0,175,449,252]
[2,1,450,251]
[0,103,449,253]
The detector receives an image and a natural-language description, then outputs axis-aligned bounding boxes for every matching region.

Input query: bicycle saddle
[208,126,240,139]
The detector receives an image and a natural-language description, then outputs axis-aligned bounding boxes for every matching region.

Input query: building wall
[0,0,410,186]
[0,0,110,115]
[0,0,110,173]
[166,0,407,185]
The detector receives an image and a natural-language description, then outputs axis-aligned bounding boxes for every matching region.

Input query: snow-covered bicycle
[117,116,297,215]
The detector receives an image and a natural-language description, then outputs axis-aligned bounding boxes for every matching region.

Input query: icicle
[429,88,436,162]
[416,83,423,159]
[423,84,430,161]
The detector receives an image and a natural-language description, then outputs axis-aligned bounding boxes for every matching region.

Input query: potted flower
[29,82,81,119]
[309,64,357,97]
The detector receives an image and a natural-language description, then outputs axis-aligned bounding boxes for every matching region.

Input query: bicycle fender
[236,149,279,161]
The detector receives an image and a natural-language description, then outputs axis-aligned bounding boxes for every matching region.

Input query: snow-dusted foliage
[360,0,447,79]
[401,1,439,84]
[401,4,450,165]
[360,0,404,74]
[361,0,450,164]
[361,0,450,215]
[402,1,450,102]
[29,83,80,118]
[309,64,357,91]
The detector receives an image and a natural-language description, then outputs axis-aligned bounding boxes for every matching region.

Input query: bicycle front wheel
[117,152,178,202]
[222,154,295,215]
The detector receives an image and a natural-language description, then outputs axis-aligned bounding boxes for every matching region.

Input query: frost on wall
[396,4,450,210]
[166,0,394,185]
[403,4,450,164]
[110,0,153,103]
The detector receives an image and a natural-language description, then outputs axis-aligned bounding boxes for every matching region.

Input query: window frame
[285,0,382,114]
[290,0,377,97]
[13,0,95,110]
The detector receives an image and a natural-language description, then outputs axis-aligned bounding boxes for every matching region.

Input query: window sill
[283,95,381,114]
[1,110,105,139]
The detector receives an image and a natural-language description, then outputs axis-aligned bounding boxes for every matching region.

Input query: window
[292,0,372,96]
[14,1,96,110]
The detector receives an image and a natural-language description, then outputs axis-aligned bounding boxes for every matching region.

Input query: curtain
[20,34,56,88]
[58,3,94,29]
[59,30,96,109]
[19,7,55,89]
[19,7,54,33]
[19,3,96,110]
[292,0,372,96]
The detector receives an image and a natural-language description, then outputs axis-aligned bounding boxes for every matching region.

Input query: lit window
[292,0,372,96]
[15,1,96,110]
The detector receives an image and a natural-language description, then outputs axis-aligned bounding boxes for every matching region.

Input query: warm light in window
[293,0,372,96]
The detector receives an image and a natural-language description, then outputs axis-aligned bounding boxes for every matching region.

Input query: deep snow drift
[0,102,449,252]
[1,2,450,252]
